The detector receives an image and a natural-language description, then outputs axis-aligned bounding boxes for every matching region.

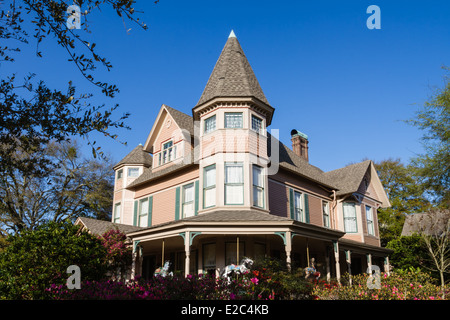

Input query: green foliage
[386,235,429,271]
[406,66,450,207]
[0,220,108,299]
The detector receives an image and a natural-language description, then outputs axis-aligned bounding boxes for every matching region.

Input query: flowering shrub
[312,269,448,300]
[45,258,314,300]
[99,229,132,280]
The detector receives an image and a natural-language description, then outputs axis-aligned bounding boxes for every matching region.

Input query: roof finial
[228,30,236,38]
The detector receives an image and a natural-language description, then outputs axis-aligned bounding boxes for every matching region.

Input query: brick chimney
[291,129,309,162]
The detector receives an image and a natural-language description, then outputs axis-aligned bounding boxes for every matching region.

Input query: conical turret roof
[195,30,270,107]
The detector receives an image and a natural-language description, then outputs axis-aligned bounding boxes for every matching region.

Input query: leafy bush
[0,220,108,299]
[312,269,448,300]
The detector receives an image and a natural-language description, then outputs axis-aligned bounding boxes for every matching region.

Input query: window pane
[117,169,123,179]
[225,113,243,128]
[343,202,357,232]
[114,203,121,223]
[251,115,263,133]
[253,187,264,207]
[204,115,216,133]
[225,164,243,183]
[204,165,216,187]
[322,202,330,227]
[252,166,263,187]
[128,168,139,177]
[204,187,216,208]
[163,141,173,149]
[226,185,244,204]
[203,243,216,268]
[183,184,194,202]
[366,206,374,235]
[183,202,194,217]
[294,191,302,221]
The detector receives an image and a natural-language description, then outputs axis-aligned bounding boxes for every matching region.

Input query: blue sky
[4,0,450,172]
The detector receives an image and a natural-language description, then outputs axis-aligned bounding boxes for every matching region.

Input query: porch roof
[126,209,345,242]
[338,238,393,256]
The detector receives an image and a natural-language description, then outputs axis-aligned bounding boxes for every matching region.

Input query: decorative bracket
[274,232,287,245]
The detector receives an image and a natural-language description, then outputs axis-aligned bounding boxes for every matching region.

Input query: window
[113,202,121,223]
[139,198,149,227]
[366,205,375,235]
[252,165,264,208]
[160,140,176,165]
[343,202,357,233]
[293,191,303,222]
[182,183,195,218]
[322,201,330,228]
[203,165,216,208]
[224,112,243,128]
[128,167,139,177]
[117,169,123,179]
[204,115,216,134]
[225,241,245,265]
[225,163,244,205]
[251,115,263,133]
[202,243,216,276]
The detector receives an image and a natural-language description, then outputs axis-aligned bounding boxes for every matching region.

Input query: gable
[355,163,390,208]
[143,105,191,154]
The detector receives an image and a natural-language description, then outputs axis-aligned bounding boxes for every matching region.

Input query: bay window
[204,115,216,134]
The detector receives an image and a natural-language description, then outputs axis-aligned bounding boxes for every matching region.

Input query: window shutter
[175,187,181,220]
[133,200,138,226]
[194,180,199,216]
[304,194,310,223]
[289,188,295,219]
[147,196,153,227]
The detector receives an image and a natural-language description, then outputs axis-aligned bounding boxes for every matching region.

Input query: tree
[374,158,430,246]
[0,0,151,175]
[0,140,114,234]
[406,66,450,207]
[410,208,450,293]
[0,220,108,299]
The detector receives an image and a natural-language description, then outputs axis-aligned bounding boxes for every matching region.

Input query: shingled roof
[196,30,270,107]
[164,105,195,136]
[323,160,372,196]
[75,217,145,236]
[113,144,153,170]
[268,133,338,190]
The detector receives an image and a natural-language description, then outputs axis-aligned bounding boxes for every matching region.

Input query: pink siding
[268,180,289,218]
[152,188,176,225]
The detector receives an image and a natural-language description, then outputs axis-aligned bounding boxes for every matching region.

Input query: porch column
[286,231,292,272]
[345,250,352,286]
[325,246,331,282]
[366,253,372,274]
[131,240,141,280]
[185,231,190,277]
[384,256,390,276]
[332,240,340,284]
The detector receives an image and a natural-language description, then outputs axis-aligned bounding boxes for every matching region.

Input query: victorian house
[76,31,392,282]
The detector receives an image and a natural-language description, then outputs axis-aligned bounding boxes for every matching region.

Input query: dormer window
[204,115,216,134]
[224,112,243,129]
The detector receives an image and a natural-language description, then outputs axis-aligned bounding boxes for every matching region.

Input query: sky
[3,0,450,172]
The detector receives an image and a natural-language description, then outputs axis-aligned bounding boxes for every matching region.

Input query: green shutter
[289,188,295,219]
[194,180,199,216]
[133,200,138,226]
[147,196,153,227]
[304,194,310,223]
[175,187,181,221]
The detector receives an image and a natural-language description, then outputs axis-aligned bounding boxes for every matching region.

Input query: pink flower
[250,277,259,285]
